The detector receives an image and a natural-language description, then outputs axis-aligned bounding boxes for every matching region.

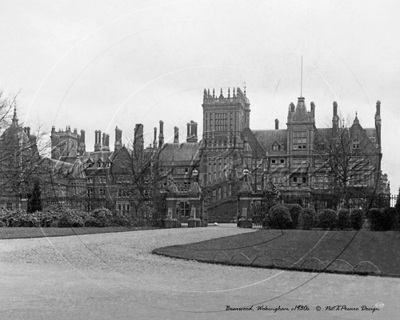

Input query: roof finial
[244,82,246,96]
[12,103,18,124]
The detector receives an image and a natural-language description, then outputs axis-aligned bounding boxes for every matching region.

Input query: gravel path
[1,225,399,320]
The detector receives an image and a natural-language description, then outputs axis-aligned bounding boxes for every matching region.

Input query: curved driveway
[1,225,399,320]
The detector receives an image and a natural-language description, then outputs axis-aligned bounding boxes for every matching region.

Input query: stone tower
[202,87,250,149]
[51,126,82,159]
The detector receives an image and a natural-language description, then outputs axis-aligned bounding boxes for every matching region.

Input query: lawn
[0,226,158,239]
[153,229,400,277]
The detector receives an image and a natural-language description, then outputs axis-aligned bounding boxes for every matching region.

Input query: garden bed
[153,229,400,277]
[0,226,158,239]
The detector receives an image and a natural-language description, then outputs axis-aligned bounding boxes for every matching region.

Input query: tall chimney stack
[186,120,198,143]
[102,133,110,151]
[153,127,157,149]
[174,126,179,143]
[94,130,101,151]
[114,127,122,151]
[332,101,339,131]
[79,129,86,154]
[159,120,164,148]
[275,119,279,130]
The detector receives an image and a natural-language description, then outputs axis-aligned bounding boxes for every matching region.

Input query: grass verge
[0,226,158,239]
[153,229,400,277]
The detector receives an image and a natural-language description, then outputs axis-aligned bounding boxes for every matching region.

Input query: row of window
[208,157,233,183]
[86,175,133,184]
[206,112,234,132]
[117,203,130,214]
[211,184,232,202]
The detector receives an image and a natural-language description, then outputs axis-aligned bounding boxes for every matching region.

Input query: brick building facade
[1,87,390,221]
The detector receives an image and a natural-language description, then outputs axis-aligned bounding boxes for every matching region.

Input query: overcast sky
[1,0,399,192]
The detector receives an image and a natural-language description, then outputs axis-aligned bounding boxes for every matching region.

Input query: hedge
[268,204,293,229]
[337,209,350,230]
[369,208,384,231]
[298,208,316,230]
[285,204,302,229]
[0,207,125,228]
[350,209,364,230]
[318,209,338,230]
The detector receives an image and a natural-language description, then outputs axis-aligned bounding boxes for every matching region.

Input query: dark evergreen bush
[285,204,302,228]
[396,194,400,231]
[382,207,396,231]
[262,216,269,228]
[337,209,350,230]
[369,208,384,231]
[299,208,315,230]
[268,204,293,229]
[318,209,338,230]
[350,209,364,230]
[27,180,43,213]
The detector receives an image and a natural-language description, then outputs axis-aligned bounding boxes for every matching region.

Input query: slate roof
[81,151,114,163]
[252,129,288,153]
[158,143,200,163]
[365,128,378,147]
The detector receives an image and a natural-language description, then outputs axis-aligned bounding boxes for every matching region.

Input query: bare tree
[109,134,171,220]
[311,116,380,209]
[0,92,56,210]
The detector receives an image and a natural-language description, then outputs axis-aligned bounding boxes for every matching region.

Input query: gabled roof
[81,150,114,163]
[252,129,288,153]
[69,157,86,179]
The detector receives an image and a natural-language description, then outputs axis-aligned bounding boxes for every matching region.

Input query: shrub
[19,213,40,227]
[57,209,85,228]
[382,207,396,231]
[111,214,130,227]
[317,209,337,230]
[350,209,364,230]
[91,208,113,227]
[268,204,293,229]
[0,220,5,227]
[395,193,400,231]
[262,216,269,229]
[285,204,302,228]
[38,212,55,227]
[337,209,350,230]
[49,221,59,228]
[84,216,100,227]
[299,208,316,230]
[369,208,384,231]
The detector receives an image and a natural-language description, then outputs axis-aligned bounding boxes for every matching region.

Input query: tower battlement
[203,87,250,109]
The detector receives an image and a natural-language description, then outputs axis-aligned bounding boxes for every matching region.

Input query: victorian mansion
[0,87,389,220]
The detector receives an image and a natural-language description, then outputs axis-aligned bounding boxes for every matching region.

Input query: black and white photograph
[0,1,399,319]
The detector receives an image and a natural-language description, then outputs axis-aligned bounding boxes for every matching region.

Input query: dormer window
[272,142,280,151]
[352,140,360,150]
